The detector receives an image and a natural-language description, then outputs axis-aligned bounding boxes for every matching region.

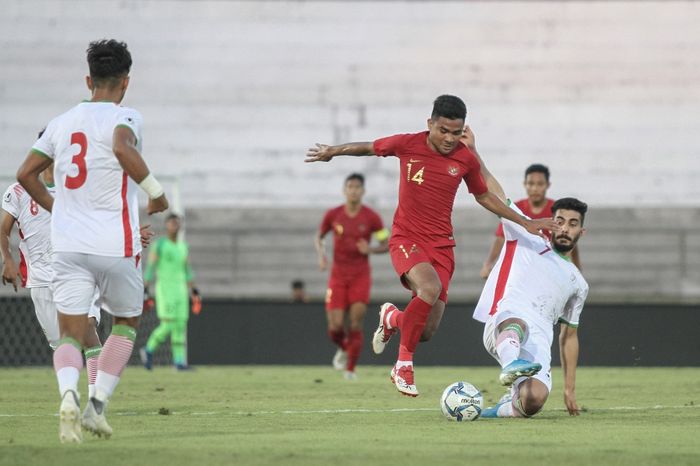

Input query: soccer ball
[440,381,483,422]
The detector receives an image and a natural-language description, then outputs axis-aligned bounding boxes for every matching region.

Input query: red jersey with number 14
[319,205,384,278]
[373,132,488,247]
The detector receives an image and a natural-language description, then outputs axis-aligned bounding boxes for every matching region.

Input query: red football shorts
[325,271,371,311]
[389,236,455,303]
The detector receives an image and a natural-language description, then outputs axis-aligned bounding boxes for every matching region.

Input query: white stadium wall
[1,0,699,207]
[0,1,698,301]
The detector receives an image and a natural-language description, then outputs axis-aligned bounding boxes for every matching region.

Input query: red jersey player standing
[479,164,581,279]
[315,173,389,380]
[306,95,558,397]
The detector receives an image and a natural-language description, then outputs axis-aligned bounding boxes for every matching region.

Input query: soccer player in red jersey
[306,95,558,396]
[479,164,581,279]
[315,173,389,380]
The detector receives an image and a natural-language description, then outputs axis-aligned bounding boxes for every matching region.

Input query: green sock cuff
[84,346,102,359]
[112,324,137,342]
[58,337,82,351]
[503,323,525,342]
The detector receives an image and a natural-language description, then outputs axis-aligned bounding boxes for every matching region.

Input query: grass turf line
[0,366,698,466]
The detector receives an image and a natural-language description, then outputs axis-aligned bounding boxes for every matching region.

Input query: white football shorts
[52,252,143,318]
[483,310,553,392]
[30,286,102,349]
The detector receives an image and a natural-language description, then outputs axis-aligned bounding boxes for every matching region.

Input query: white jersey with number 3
[1,183,54,287]
[32,101,143,258]
[473,202,588,328]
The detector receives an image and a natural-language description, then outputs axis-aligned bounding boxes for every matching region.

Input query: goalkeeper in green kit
[140,214,200,370]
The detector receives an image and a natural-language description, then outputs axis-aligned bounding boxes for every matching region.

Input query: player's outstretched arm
[559,324,581,416]
[0,211,20,292]
[305,142,374,163]
[16,152,54,212]
[113,126,168,214]
[474,191,560,239]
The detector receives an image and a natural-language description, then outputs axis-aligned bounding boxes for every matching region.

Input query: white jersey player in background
[1,158,102,351]
[473,193,589,418]
[17,39,168,444]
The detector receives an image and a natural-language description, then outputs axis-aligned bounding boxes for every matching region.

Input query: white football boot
[372,303,399,354]
[390,365,418,397]
[82,398,113,439]
[58,390,82,444]
[332,348,348,371]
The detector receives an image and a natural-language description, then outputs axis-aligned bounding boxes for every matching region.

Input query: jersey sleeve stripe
[489,239,518,316]
[558,317,579,328]
[30,148,52,159]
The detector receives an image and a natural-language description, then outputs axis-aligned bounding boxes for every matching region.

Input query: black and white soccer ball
[440,381,483,421]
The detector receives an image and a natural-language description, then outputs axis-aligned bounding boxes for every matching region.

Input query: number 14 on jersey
[406,163,425,185]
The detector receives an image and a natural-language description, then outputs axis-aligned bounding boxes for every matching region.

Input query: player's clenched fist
[147,194,169,215]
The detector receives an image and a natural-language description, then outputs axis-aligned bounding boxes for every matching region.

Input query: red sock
[388,308,404,329]
[345,330,363,372]
[328,329,346,350]
[397,297,433,362]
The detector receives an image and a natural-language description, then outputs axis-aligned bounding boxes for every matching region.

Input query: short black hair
[166,213,180,222]
[345,173,365,186]
[525,164,550,182]
[552,197,588,225]
[291,280,305,290]
[431,95,467,121]
[86,39,132,87]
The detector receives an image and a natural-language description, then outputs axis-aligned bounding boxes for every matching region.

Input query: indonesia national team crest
[448,166,459,176]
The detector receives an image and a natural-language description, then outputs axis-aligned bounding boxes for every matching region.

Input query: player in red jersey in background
[315,173,389,380]
[479,164,581,279]
[306,95,559,396]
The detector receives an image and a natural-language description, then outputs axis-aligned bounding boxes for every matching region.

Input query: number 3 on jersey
[65,132,88,189]
[406,163,425,185]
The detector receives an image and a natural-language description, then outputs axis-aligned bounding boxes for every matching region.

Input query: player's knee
[114,316,140,329]
[417,281,442,305]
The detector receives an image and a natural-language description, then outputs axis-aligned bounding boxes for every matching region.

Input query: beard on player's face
[552,232,579,253]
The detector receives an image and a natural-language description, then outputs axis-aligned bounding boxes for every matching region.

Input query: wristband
[139,174,164,199]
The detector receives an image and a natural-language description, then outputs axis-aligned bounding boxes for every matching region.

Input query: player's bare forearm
[305,142,374,163]
[113,127,150,183]
[559,324,580,414]
[0,213,15,263]
[0,213,20,291]
[475,191,525,225]
[475,191,559,238]
[314,232,328,270]
[16,152,54,212]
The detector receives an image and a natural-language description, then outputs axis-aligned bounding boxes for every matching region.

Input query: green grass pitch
[1,366,698,466]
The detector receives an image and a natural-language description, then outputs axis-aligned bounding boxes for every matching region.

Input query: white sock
[56,367,80,398]
[94,371,120,402]
[88,384,96,399]
[496,329,521,367]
